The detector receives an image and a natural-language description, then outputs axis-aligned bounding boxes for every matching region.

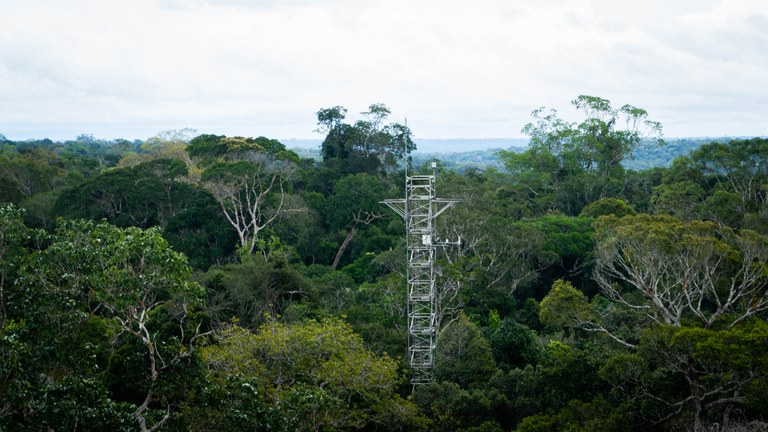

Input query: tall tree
[594,214,768,329]
[522,95,663,176]
[1,213,210,431]
[653,138,768,230]
[316,103,415,176]
[201,151,296,257]
[499,95,663,215]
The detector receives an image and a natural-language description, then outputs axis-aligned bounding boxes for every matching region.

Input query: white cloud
[0,0,766,141]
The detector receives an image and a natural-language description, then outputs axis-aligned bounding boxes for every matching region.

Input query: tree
[437,171,555,323]
[54,158,194,228]
[118,128,198,176]
[513,397,626,432]
[0,147,67,203]
[314,105,347,135]
[198,258,308,328]
[601,321,768,431]
[316,103,415,175]
[487,319,542,371]
[53,159,237,269]
[30,220,209,431]
[342,272,408,356]
[188,134,299,165]
[539,280,593,330]
[539,279,638,349]
[523,95,663,176]
[499,95,663,215]
[651,180,706,220]
[689,138,768,212]
[202,154,295,257]
[653,138,768,230]
[200,319,424,430]
[594,214,768,329]
[161,189,239,270]
[1,215,210,431]
[495,148,561,216]
[495,339,613,429]
[580,197,637,218]
[412,381,511,431]
[0,204,28,326]
[434,313,497,388]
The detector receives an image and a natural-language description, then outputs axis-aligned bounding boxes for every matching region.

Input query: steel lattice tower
[383,163,457,385]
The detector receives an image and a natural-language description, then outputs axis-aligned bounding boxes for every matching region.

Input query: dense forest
[1,96,767,432]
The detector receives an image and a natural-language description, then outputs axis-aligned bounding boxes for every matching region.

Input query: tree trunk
[690,368,703,432]
[332,224,358,270]
[722,402,734,431]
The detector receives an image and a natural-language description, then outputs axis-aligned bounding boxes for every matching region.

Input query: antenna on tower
[404,116,411,176]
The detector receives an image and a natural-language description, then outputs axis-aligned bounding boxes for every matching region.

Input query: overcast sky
[1,0,766,143]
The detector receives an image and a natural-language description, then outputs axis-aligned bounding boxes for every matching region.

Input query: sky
[1,0,766,144]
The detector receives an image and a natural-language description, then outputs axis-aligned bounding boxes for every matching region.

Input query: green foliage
[651,179,706,220]
[188,134,299,164]
[413,381,511,431]
[594,214,768,328]
[498,340,610,423]
[487,319,543,371]
[201,319,423,430]
[0,214,209,430]
[619,167,664,214]
[198,259,308,328]
[520,216,595,296]
[625,137,714,170]
[518,298,542,330]
[514,397,628,432]
[652,137,768,230]
[580,197,636,218]
[499,95,663,216]
[0,204,29,301]
[344,272,407,356]
[161,190,239,270]
[180,375,265,431]
[187,133,227,159]
[199,150,297,257]
[52,158,229,250]
[601,320,768,429]
[3,111,767,430]
[316,103,415,176]
[324,173,386,230]
[30,219,202,307]
[434,313,498,388]
[539,279,593,329]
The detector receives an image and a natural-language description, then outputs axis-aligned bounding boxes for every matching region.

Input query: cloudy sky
[1,0,766,143]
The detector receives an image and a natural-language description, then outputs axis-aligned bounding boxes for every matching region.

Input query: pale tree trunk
[332,225,357,270]
[206,158,293,257]
[691,377,703,432]
[113,305,211,432]
[331,211,380,270]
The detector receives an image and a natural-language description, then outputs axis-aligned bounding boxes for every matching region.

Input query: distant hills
[287,137,755,172]
[281,138,529,153]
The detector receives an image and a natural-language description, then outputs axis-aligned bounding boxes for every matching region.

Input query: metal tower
[383,162,458,385]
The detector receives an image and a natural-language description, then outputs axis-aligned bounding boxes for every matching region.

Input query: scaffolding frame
[383,164,457,384]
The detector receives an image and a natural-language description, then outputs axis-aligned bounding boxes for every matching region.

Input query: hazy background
[1,0,766,145]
